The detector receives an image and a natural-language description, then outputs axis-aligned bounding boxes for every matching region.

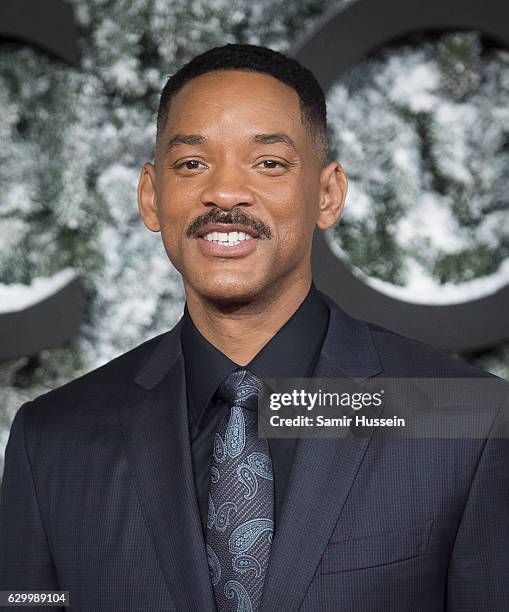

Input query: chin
[194,274,265,308]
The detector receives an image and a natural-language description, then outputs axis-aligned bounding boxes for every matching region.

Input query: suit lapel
[260,294,383,612]
[119,321,216,611]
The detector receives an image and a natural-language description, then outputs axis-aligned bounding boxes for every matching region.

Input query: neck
[185,274,313,365]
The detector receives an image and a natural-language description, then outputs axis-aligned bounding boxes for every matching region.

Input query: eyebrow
[252,133,298,152]
[165,134,208,155]
[165,132,298,156]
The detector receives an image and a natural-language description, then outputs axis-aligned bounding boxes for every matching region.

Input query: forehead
[164,70,304,139]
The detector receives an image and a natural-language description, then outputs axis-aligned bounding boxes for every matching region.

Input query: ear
[137,162,161,232]
[316,161,348,230]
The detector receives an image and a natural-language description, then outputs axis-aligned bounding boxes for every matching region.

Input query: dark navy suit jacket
[1,292,508,611]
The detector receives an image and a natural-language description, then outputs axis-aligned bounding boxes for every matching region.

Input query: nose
[200,163,255,211]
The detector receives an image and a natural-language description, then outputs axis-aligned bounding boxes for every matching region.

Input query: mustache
[185,208,272,239]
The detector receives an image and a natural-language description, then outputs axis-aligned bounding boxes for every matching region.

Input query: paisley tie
[206,369,274,612]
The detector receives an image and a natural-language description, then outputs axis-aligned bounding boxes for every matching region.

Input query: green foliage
[0,0,507,456]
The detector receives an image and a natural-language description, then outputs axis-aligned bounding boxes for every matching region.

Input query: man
[0,44,508,612]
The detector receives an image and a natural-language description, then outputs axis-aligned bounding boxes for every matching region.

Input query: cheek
[158,212,180,256]
[157,184,193,243]
[154,216,185,272]
[271,185,316,248]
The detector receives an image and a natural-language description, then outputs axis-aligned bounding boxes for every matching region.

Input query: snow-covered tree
[1,1,507,474]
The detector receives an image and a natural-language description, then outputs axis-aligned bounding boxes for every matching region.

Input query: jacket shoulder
[22,328,174,427]
[365,320,496,379]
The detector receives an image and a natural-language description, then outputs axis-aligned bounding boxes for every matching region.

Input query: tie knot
[216,369,263,411]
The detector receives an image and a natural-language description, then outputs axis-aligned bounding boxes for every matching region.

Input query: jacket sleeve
[0,402,61,606]
[446,396,509,611]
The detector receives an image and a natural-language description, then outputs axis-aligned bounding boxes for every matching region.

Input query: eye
[257,159,289,171]
[173,159,208,172]
[180,159,204,170]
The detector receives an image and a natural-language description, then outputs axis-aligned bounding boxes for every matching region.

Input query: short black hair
[156,43,328,163]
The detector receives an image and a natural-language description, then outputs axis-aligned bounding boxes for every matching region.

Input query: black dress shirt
[181,283,330,537]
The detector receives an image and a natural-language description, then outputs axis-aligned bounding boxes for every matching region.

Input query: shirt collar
[181,282,329,430]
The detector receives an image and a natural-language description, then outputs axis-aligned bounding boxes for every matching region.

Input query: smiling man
[138,56,345,365]
[1,44,508,612]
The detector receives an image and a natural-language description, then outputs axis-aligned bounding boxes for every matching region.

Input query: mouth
[195,223,260,245]
[194,223,261,257]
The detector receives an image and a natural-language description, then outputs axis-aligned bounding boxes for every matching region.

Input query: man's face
[138,69,346,305]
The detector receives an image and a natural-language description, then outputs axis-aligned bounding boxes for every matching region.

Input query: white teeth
[203,230,254,244]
